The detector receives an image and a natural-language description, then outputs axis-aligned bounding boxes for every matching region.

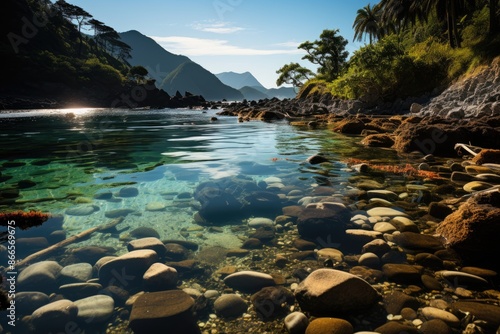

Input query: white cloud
[275,41,301,48]
[192,21,244,34]
[150,35,304,56]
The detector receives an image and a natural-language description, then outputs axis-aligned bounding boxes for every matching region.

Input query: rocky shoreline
[2,58,500,334]
[6,144,500,334]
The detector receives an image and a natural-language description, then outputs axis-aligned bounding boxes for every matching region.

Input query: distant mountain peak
[216,71,264,90]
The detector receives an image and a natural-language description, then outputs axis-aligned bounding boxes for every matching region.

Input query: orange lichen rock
[345,158,440,179]
[0,210,51,230]
[471,149,500,165]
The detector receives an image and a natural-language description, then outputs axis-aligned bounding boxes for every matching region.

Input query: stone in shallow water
[382,264,423,285]
[59,263,93,284]
[30,299,78,332]
[129,290,199,334]
[18,261,62,292]
[105,208,135,218]
[367,190,399,201]
[146,201,166,211]
[143,263,178,291]
[421,306,460,326]
[118,186,139,197]
[450,301,500,328]
[127,237,167,258]
[16,291,50,315]
[367,207,409,218]
[248,217,274,228]
[392,232,444,252]
[316,248,344,262]
[74,295,115,324]
[383,290,420,315]
[98,249,158,287]
[306,318,353,334]
[130,227,160,239]
[58,282,103,300]
[463,180,493,192]
[294,268,379,315]
[436,270,488,287]
[65,204,99,216]
[284,311,309,334]
[214,294,248,318]
[223,270,276,293]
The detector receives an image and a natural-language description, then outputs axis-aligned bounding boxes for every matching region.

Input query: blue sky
[65,0,374,88]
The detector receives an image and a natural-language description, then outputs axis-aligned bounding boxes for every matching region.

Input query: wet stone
[129,290,198,334]
[18,261,63,292]
[421,307,460,326]
[367,190,399,201]
[105,208,135,218]
[224,270,276,293]
[358,252,380,268]
[30,299,78,332]
[164,243,189,260]
[127,237,167,258]
[65,204,99,216]
[450,301,500,328]
[367,207,409,218]
[362,239,391,256]
[74,294,115,324]
[118,186,139,197]
[383,290,420,315]
[392,232,443,252]
[58,282,103,300]
[375,322,419,334]
[98,249,159,287]
[130,227,160,239]
[250,286,294,318]
[143,263,178,291]
[382,264,423,284]
[305,317,353,334]
[284,312,309,334]
[294,268,379,315]
[293,238,317,250]
[214,294,248,318]
[16,291,50,315]
[419,319,452,334]
[59,263,93,284]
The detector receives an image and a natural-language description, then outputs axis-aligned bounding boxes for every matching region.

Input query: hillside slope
[161,62,244,101]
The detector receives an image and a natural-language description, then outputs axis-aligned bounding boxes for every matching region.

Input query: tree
[489,0,498,35]
[298,29,349,81]
[353,4,383,44]
[276,63,313,88]
[422,0,476,48]
[54,0,92,55]
[129,65,148,84]
[375,0,425,34]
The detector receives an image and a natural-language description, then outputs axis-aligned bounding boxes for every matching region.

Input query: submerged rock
[214,294,248,319]
[129,290,199,334]
[294,268,379,315]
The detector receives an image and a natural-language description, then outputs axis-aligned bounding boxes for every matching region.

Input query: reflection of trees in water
[0,112,226,171]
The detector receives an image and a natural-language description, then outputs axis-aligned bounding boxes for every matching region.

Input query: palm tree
[375,0,425,34]
[422,0,476,48]
[353,4,383,44]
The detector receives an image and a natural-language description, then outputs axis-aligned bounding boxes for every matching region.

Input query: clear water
[1,108,400,244]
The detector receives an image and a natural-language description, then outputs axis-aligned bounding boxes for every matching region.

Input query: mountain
[239,86,269,101]
[119,30,242,101]
[216,72,264,90]
[118,30,190,85]
[161,62,244,101]
[217,72,297,100]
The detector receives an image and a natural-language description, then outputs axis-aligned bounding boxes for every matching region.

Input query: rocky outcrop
[417,57,500,118]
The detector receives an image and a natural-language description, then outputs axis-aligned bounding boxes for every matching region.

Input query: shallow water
[0,107,417,332]
[0,108,399,239]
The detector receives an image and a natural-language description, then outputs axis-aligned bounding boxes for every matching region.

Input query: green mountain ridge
[216,72,297,100]
[119,30,243,101]
[161,62,244,101]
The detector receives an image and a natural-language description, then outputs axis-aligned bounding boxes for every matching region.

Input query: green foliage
[276,63,313,88]
[299,29,349,81]
[294,0,499,102]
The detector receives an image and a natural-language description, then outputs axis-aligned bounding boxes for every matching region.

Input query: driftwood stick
[454,143,480,156]
[16,217,124,268]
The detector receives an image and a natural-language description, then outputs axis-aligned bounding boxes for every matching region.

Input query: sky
[64,0,374,88]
